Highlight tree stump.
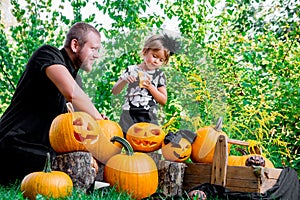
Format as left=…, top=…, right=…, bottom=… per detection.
left=157, top=160, right=187, bottom=197
left=52, top=151, right=98, bottom=192
left=146, top=151, right=162, bottom=166
left=95, top=162, right=105, bottom=181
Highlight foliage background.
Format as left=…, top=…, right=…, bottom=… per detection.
left=0, top=0, right=299, bottom=176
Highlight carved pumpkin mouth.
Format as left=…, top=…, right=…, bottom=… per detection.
left=131, top=138, right=158, bottom=147
left=173, top=151, right=188, bottom=159
left=72, top=117, right=99, bottom=144
left=74, top=132, right=98, bottom=144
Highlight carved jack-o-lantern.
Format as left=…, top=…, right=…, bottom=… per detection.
left=126, top=122, right=165, bottom=152
left=49, top=111, right=100, bottom=153
left=162, top=132, right=192, bottom=162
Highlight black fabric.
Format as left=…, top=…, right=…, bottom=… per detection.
left=0, top=45, right=77, bottom=185
left=129, top=109, right=152, bottom=124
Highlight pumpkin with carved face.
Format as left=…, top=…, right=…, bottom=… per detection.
left=49, top=111, right=100, bottom=153
left=162, top=132, right=192, bottom=162
left=126, top=122, right=165, bottom=152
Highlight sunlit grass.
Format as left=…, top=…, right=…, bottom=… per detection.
left=0, top=180, right=133, bottom=200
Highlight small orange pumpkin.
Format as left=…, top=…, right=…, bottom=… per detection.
left=86, top=119, right=123, bottom=164
left=162, top=131, right=193, bottom=162
left=49, top=111, right=100, bottom=153
left=104, top=136, right=158, bottom=200
left=191, top=118, right=230, bottom=163
left=126, top=122, right=165, bottom=152
left=21, top=153, right=73, bottom=200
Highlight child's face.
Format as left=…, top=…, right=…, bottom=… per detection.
left=143, top=49, right=166, bottom=70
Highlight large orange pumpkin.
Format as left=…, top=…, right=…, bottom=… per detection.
left=49, top=111, right=100, bottom=153
left=126, top=122, right=165, bottom=152
left=104, top=136, right=158, bottom=200
left=86, top=119, right=123, bottom=164
left=21, top=153, right=73, bottom=200
left=191, top=118, right=230, bottom=163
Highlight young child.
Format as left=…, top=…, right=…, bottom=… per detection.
left=112, top=34, right=178, bottom=136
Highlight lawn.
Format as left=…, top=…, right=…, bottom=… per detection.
left=0, top=181, right=134, bottom=200
left=0, top=180, right=220, bottom=200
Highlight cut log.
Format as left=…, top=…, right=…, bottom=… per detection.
left=146, top=151, right=162, bottom=166
left=52, top=151, right=98, bottom=192
left=95, top=162, right=105, bottom=181
left=157, top=160, right=187, bottom=197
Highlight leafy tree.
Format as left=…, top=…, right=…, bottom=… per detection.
left=1, top=0, right=299, bottom=175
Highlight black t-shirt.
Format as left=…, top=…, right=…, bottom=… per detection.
left=0, top=44, right=77, bottom=157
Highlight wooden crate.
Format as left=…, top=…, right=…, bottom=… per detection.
left=182, top=135, right=282, bottom=193
left=158, top=135, right=282, bottom=196
left=183, top=163, right=282, bottom=193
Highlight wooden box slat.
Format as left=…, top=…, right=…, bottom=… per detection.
left=182, top=162, right=282, bottom=193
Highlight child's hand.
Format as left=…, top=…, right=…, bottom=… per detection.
left=122, top=75, right=137, bottom=83
left=141, top=75, right=152, bottom=89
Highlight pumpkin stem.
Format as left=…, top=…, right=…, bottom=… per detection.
left=66, top=102, right=74, bottom=113
left=43, top=152, right=52, bottom=173
left=110, top=136, right=134, bottom=156
left=215, top=117, right=223, bottom=131
left=236, top=147, right=248, bottom=155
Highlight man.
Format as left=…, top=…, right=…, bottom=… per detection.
left=0, top=22, right=105, bottom=184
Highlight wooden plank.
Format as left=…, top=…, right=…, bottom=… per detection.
left=185, top=163, right=211, bottom=175
left=226, top=178, right=261, bottom=189
left=182, top=162, right=282, bottom=193
left=211, top=135, right=228, bottom=187
left=228, top=138, right=249, bottom=146
left=227, top=166, right=258, bottom=180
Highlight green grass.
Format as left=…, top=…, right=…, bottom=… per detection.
left=0, top=180, right=221, bottom=200
left=0, top=181, right=134, bottom=200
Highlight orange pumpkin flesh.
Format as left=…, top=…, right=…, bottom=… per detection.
left=49, top=112, right=100, bottom=153
left=104, top=136, right=158, bottom=200
left=126, top=122, right=165, bottom=152
left=86, top=120, right=123, bottom=164
left=21, top=153, right=73, bottom=200
left=191, top=118, right=230, bottom=163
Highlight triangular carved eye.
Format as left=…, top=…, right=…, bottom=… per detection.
left=134, top=127, right=143, bottom=133
left=73, top=118, right=83, bottom=126
left=87, top=122, right=93, bottom=131
left=151, top=129, right=160, bottom=136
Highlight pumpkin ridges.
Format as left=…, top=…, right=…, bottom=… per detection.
left=86, top=121, right=123, bottom=164
left=104, top=136, right=158, bottom=200
left=97, top=120, right=123, bottom=148
left=126, top=122, right=165, bottom=152
left=49, top=112, right=100, bottom=153
left=191, top=118, right=231, bottom=163
left=228, top=154, right=274, bottom=168
left=20, top=153, right=73, bottom=199
left=50, top=113, right=85, bottom=152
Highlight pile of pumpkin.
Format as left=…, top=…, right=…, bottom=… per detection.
left=20, top=109, right=274, bottom=200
